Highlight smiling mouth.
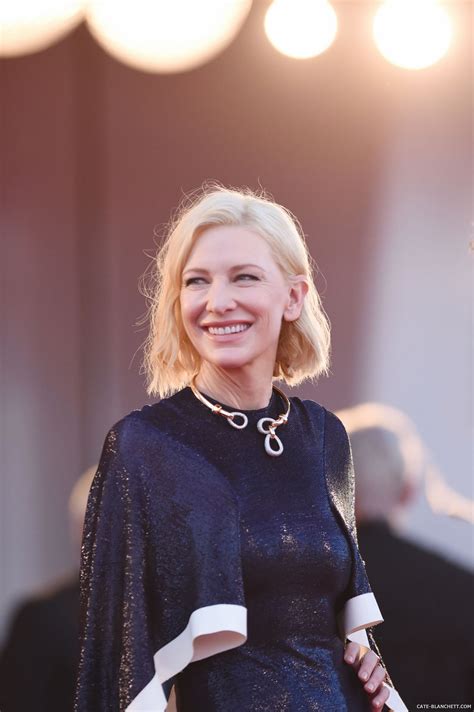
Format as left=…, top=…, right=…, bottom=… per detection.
left=202, top=323, right=252, bottom=337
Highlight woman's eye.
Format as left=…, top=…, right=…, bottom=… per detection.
left=184, top=274, right=258, bottom=287
left=184, top=277, right=204, bottom=286
left=237, top=273, right=259, bottom=281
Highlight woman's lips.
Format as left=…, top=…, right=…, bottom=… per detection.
left=202, top=323, right=252, bottom=340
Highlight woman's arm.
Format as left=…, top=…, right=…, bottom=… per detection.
left=323, top=407, right=408, bottom=712
left=75, top=412, right=249, bottom=711
left=74, top=421, right=172, bottom=711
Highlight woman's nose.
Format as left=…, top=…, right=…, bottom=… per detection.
left=205, top=279, right=236, bottom=313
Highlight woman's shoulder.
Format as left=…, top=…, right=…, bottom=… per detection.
left=291, top=396, right=350, bottom=444
left=110, top=389, right=188, bottom=431
left=289, top=395, right=333, bottom=422
left=289, top=394, right=324, bottom=416
left=105, top=403, right=159, bottom=437
left=321, top=406, right=350, bottom=440
left=100, top=398, right=182, bottom=461
left=99, top=398, right=239, bottom=501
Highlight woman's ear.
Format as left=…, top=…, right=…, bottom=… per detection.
left=283, top=276, right=309, bottom=322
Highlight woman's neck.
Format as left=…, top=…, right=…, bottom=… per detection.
left=194, top=368, right=274, bottom=410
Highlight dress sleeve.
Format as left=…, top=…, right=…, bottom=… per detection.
left=323, top=409, right=408, bottom=712
left=74, top=415, right=247, bottom=712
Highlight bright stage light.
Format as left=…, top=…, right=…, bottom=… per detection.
left=0, top=0, right=84, bottom=57
left=373, top=0, right=453, bottom=70
left=85, top=0, right=252, bottom=74
left=264, top=0, right=338, bottom=60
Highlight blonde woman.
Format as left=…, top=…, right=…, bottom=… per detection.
left=74, top=184, right=407, bottom=712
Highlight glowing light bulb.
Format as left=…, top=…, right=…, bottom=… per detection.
left=264, top=0, right=338, bottom=60
left=86, top=0, right=252, bottom=74
left=373, top=0, right=453, bottom=70
left=0, top=0, right=84, bottom=56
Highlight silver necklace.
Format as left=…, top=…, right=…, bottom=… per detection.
left=189, top=376, right=290, bottom=457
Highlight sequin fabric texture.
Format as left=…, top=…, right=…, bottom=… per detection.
left=74, top=387, right=373, bottom=711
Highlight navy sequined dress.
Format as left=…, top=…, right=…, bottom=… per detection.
left=74, top=386, right=395, bottom=712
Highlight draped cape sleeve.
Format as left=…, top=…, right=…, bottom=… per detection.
left=74, top=413, right=247, bottom=712
left=322, top=408, right=408, bottom=712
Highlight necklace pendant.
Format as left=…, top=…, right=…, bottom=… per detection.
left=264, top=431, right=284, bottom=456
left=257, top=417, right=284, bottom=456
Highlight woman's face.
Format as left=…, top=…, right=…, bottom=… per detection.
left=180, top=225, right=307, bottom=375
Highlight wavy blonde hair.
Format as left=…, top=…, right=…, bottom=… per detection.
left=140, top=181, right=331, bottom=398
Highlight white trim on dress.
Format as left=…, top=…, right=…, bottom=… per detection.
left=126, top=603, right=247, bottom=712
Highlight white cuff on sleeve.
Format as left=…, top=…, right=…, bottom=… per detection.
left=127, top=603, right=247, bottom=711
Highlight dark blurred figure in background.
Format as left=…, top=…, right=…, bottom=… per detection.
left=0, top=465, right=96, bottom=712
left=337, top=403, right=474, bottom=709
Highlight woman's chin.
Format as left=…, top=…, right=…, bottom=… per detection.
left=200, top=351, right=255, bottom=371
left=207, top=358, right=251, bottom=370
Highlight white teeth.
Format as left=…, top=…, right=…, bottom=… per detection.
left=207, top=323, right=251, bottom=335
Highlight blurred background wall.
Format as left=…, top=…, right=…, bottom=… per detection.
left=1, top=1, right=472, bottom=640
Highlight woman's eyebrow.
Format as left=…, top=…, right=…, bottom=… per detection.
left=182, top=263, right=266, bottom=276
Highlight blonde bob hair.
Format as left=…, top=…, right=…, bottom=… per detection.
left=141, top=182, right=331, bottom=399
